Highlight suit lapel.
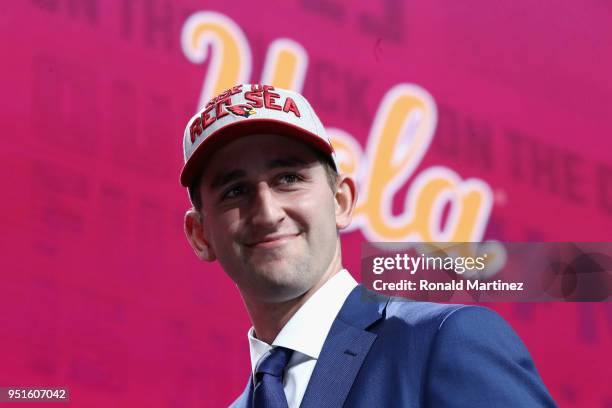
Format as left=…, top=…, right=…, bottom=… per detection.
left=299, top=285, right=388, bottom=408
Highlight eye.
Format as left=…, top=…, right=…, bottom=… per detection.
left=278, top=173, right=301, bottom=184
left=221, top=184, right=248, bottom=200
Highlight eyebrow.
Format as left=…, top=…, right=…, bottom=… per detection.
left=209, top=169, right=246, bottom=190
left=208, top=156, right=310, bottom=190
left=267, top=156, right=309, bottom=169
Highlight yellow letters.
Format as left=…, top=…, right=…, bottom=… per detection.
left=347, top=84, right=493, bottom=242
left=181, top=12, right=252, bottom=109
left=182, top=13, right=495, bottom=246
left=261, top=39, right=308, bottom=92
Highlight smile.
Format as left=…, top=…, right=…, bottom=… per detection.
left=246, top=233, right=300, bottom=249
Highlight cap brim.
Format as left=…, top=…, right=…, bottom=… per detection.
left=180, top=119, right=334, bottom=187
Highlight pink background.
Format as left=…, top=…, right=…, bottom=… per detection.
left=1, top=1, right=611, bottom=406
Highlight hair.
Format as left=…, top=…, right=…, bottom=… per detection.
left=188, top=148, right=339, bottom=212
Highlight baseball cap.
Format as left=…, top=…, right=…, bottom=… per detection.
left=180, top=84, right=338, bottom=188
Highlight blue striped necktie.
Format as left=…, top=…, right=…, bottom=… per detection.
left=252, top=347, right=294, bottom=408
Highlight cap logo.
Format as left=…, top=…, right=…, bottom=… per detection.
left=189, top=84, right=302, bottom=143
left=226, top=103, right=256, bottom=118
left=182, top=84, right=338, bottom=188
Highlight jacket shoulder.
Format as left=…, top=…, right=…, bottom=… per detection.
left=374, top=287, right=471, bottom=330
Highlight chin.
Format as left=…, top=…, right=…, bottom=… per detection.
left=251, top=269, right=313, bottom=301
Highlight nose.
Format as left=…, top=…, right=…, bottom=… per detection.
left=249, top=182, right=285, bottom=228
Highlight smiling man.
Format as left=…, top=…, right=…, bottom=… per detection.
left=181, top=84, right=556, bottom=407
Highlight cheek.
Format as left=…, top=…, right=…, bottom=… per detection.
left=204, top=213, right=240, bottom=247
left=297, top=193, right=337, bottom=233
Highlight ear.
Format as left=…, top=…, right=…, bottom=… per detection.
left=184, top=208, right=216, bottom=261
left=334, top=174, right=358, bottom=230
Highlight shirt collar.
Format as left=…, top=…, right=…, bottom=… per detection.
left=247, top=269, right=358, bottom=375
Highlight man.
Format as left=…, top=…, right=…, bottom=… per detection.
left=181, top=84, right=556, bottom=407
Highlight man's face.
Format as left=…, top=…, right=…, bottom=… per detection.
left=195, top=134, right=341, bottom=303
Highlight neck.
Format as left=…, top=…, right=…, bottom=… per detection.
left=242, top=246, right=343, bottom=345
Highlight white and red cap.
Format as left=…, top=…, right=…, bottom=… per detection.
left=180, top=84, right=338, bottom=187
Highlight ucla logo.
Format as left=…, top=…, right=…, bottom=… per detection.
left=180, top=11, right=500, bottom=260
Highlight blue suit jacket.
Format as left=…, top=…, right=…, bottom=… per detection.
left=231, top=285, right=557, bottom=407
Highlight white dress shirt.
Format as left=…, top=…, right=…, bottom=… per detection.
left=247, top=269, right=358, bottom=408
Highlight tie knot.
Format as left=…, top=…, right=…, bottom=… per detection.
left=256, top=347, right=294, bottom=378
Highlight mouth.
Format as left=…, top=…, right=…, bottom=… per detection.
left=245, top=233, right=300, bottom=249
